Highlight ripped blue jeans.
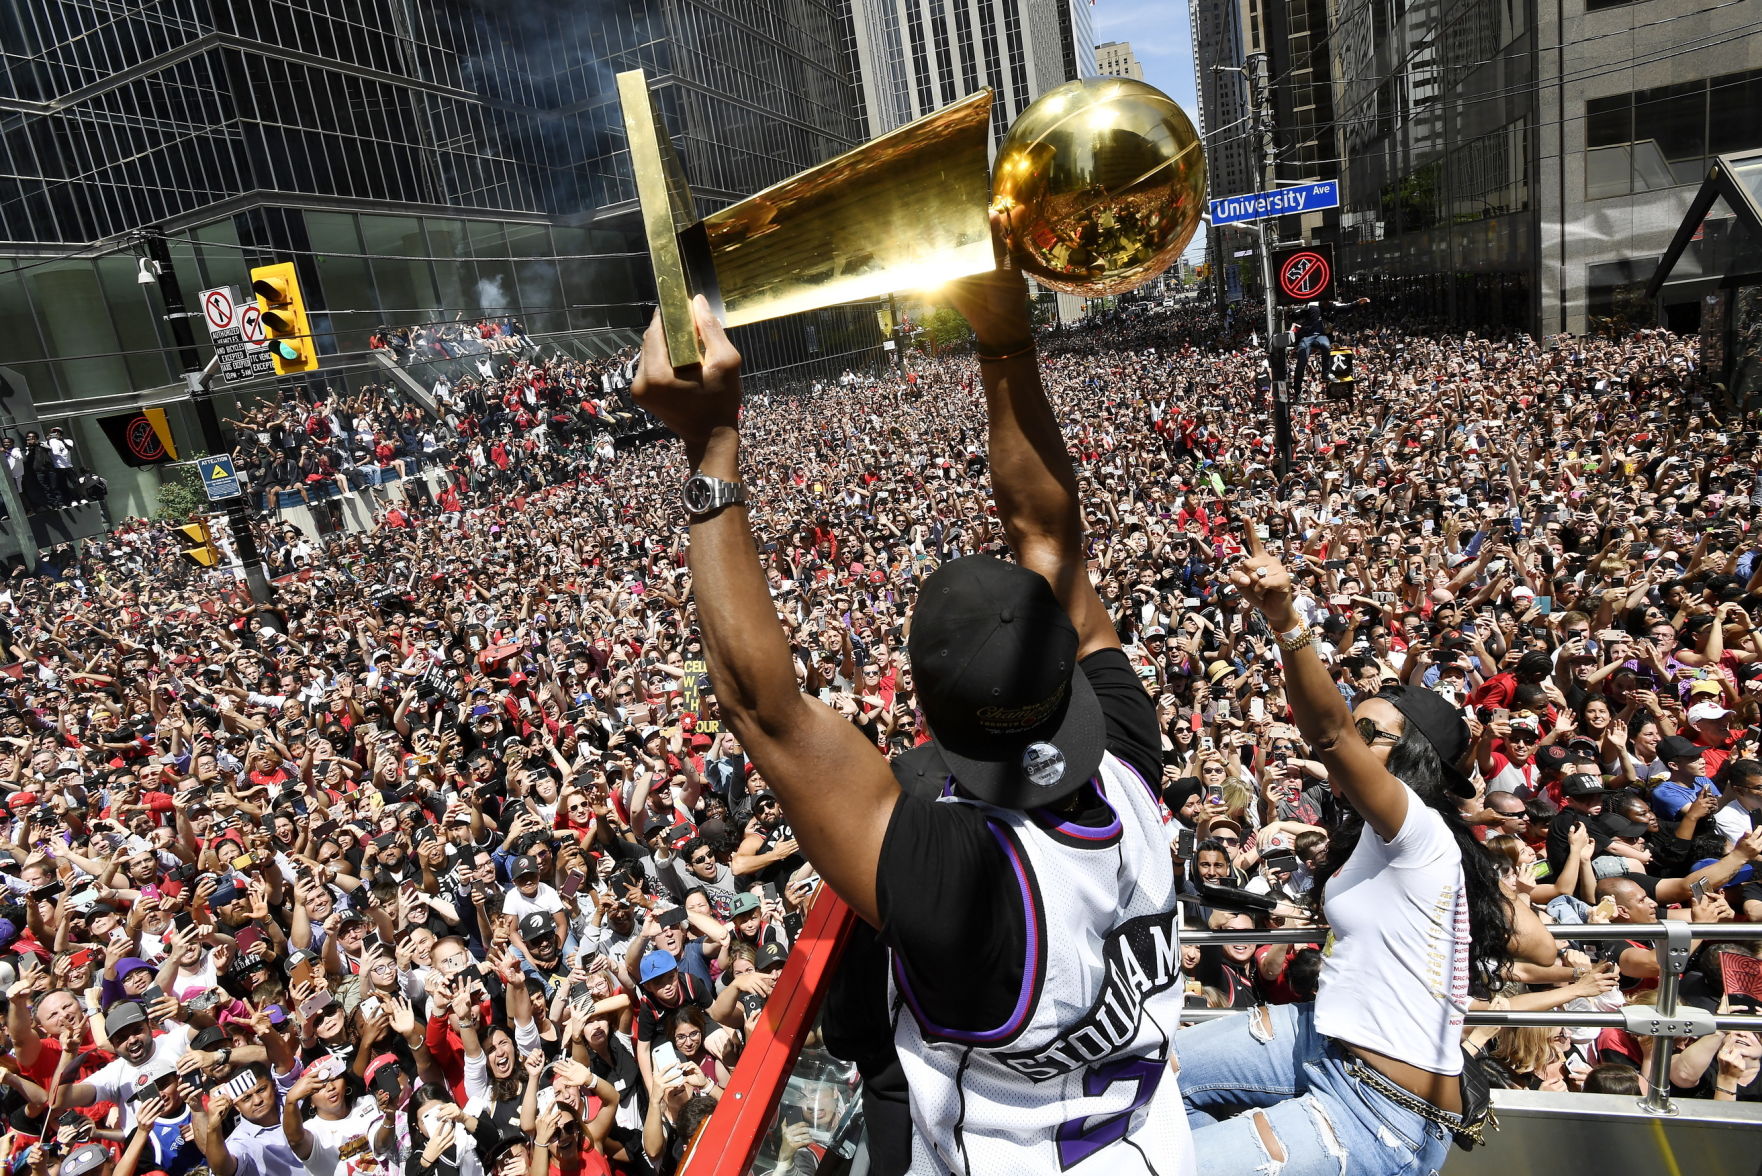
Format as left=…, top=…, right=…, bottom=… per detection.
left=1177, top=1002, right=1452, bottom=1176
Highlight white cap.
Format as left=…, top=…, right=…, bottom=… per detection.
left=1687, top=700, right=1733, bottom=723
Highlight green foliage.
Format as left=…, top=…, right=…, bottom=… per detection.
left=924, top=306, right=974, bottom=349
left=151, top=464, right=204, bottom=523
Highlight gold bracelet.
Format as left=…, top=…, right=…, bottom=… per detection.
left=1275, top=624, right=1316, bottom=653
left=977, top=340, right=1035, bottom=363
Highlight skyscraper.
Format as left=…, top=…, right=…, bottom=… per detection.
left=1327, top=0, right=1761, bottom=333
left=1095, top=41, right=1146, bottom=82
left=844, top=0, right=1098, bottom=149
left=0, top=0, right=874, bottom=515
left=1188, top=0, right=1257, bottom=204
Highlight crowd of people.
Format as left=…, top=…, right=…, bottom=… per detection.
left=370, top=317, right=535, bottom=365
left=0, top=295, right=1754, bottom=1176
left=5, top=430, right=102, bottom=517
left=224, top=341, right=643, bottom=520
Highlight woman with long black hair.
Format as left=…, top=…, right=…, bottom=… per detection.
left=1176, top=527, right=1511, bottom=1175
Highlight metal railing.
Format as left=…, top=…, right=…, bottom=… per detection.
left=1182, top=920, right=1762, bottom=1115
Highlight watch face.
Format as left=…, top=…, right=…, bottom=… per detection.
left=684, top=477, right=713, bottom=514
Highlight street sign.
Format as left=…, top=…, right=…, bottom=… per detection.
left=200, top=285, right=276, bottom=383
left=1272, top=243, right=1336, bottom=305
left=1207, top=180, right=1340, bottom=227
left=200, top=454, right=242, bottom=501
left=239, top=304, right=268, bottom=350
left=202, top=287, right=235, bottom=332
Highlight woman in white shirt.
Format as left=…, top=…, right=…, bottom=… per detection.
left=1175, top=531, right=1511, bottom=1176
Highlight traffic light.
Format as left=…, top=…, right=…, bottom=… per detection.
left=249, top=261, right=315, bottom=375
left=174, top=521, right=218, bottom=568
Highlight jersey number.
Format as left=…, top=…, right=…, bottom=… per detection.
left=1054, top=1056, right=1164, bottom=1169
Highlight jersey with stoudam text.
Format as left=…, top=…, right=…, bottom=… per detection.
left=888, top=752, right=1196, bottom=1176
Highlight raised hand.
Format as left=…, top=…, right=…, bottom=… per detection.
left=631, top=297, right=744, bottom=463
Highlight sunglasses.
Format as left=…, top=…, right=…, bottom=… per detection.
left=1354, top=718, right=1401, bottom=746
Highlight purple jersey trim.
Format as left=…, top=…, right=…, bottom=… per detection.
left=893, top=820, right=1043, bottom=1045
left=1113, top=753, right=1163, bottom=808
left=1033, top=775, right=1121, bottom=840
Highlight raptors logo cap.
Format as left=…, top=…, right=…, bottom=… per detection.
left=908, top=556, right=1104, bottom=808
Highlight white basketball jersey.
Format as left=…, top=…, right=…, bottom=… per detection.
left=888, top=752, right=1197, bottom=1176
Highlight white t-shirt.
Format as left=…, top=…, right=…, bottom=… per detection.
left=501, top=883, right=564, bottom=922
left=86, top=1021, right=194, bottom=1131
left=302, top=1096, right=388, bottom=1176
left=1314, top=782, right=1470, bottom=1076
left=1714, top=800, right=1756, bottom=851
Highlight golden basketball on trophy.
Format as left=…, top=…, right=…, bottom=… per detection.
left=617, top=70, right=1206, bottom=365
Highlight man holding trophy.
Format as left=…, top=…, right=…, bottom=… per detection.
left=630, top=75, right=1205, bottom=1174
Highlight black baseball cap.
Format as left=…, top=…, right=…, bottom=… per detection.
left=1535, top=745, right=1571, bottom=775
left=1561, top=773, right=1607, bottom=798
left=907, top=556, right=1104, bottom=808
left=1377, top=686, right=1475, bottom=797
left=1658, top=735, right=1703, bottom=762
left=890, top=742, right=949, bottom=800
left=1600, top=812, right=1649, bottom=838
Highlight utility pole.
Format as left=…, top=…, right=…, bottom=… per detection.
left=140, top=227, right=283, bottom=629
left=1244, top=51, right=1293, bottom=478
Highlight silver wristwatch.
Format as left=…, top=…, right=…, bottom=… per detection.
left=682, top=473, right=746, bottom=518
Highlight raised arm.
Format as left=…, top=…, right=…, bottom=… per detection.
left=632, top=299, right=898, bottom=928
left=948, top=272, right=1116, bottom=657
left=1231, top=522, right=1410, bottom=841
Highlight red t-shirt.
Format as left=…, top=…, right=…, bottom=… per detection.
left=16, top=1035, right=115, bottom=1125
left=1252, top=943, right=1321, bottom=1004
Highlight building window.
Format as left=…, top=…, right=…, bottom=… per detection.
left=1584, top=69, right=1762, bottom=199
left=928, top=0, right=957, bottom=104
left=904, top=0, right=935, bottom=114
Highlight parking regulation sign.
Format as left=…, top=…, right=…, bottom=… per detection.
left=1272, top=243, right=1335, bottom=306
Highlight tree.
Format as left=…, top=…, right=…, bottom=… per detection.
left=151, top=464, right=203, bottom=523
left=924, top=307, right=973, bottom=350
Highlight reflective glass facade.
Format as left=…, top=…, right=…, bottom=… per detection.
left=1329, top=0, right=1536, bottom=330
left=0, top=0, right=881, bottom=400
left=846, top=0, right=1092, bottom=148
left=0, top=0, right=882, bottom=515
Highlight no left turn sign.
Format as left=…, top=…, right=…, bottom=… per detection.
left=239, top=304, right=268, bottom=350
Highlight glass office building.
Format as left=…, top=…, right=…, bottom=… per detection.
left=1326, top=0, right=1536, bottom=331
left=0, top=0, right=876, bottom=516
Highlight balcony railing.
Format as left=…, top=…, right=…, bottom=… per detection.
left=679, top=892, right=1762, bottom=1176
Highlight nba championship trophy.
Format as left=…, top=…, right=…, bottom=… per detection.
left=617, top=70, right=1207, bottom=366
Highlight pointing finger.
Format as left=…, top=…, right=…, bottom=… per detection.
left=1241, top=511, right=1266, bottom=562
